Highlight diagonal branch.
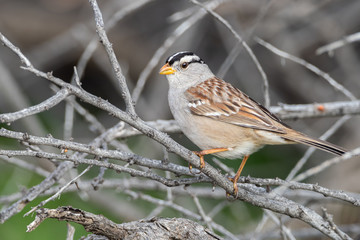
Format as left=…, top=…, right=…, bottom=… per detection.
left=255, top=37, right=357, bottom=101
left=88, top=0, right=135, bottom=115
left=0, top=12, right=354, bottom=239
left=188, top=0, right=271, bottom=108
left=0, top=88, right=70, bottom=123
left=316, top=32, right=360, bottom=55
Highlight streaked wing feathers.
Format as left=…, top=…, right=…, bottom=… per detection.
left=185, top=77, right=286, bottom=134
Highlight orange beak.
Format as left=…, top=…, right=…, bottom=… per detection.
left=159, top=63, right=176, bottom=75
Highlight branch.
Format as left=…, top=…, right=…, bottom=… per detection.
left=0, top=160, right=73, bottom=223
left=132, top=0, right=226, bottom=103
left=316, top=32, right=360, bottom=55
left=0, top=128, right=200, bottom=178
left=0, top=155, right=49, bottom=177
left=2, top=176, right=359, bottom=208
left=25, top=166, right=92, bottom=216
left=188, top=0, right=271, bottom=108
left=238, top=177, right=360, bottom=206
left=76, top=0, right=153, bottom=81
left=114, top=100, right=360, bottom=138
left=244, top=224, right=360, bottom=240
left=124, top=189, right=237, bottom=239
left=255, top=37, right=357, bottom=101
left=293, top=147, right=360, bottom=182
left=0, top=7, right=356, bottom=238
left=0, top=120, right=143, bottom=223
left=27, top=206, right=220, bottom=240
left=271, top=101, right=360, bottom=119
left=0, top=88, right=70, bottom=123
left=88, top=0, right=135, bottom=115
left=0, top=148, right=208, bottom=187
left=0, top=32, right=32, bottom=67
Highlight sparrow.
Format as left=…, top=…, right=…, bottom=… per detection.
left=159, top=51, right=346, bottom=195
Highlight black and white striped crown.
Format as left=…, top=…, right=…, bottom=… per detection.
left=165, top=51, right=204, bottom=66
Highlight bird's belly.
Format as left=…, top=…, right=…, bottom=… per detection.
left=212, top=143, right=263, bottom=159
left=174, top=114, right=264, bottom=159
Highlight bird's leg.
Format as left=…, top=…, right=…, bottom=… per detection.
left=229, top=155, right=249, bottom=196
left=192, top=148, right=229, bottom=169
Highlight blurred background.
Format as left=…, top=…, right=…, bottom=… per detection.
left=0, top=0, right=360, bottom=239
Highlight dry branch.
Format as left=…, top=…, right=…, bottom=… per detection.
left=0, top=10, right=355, bottom=240
left=27, top=206, right=220, bottom=240
left=0, top=1, right=360, bottom=239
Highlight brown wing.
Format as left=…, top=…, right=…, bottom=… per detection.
left=185, top=77, right=287, bottom=134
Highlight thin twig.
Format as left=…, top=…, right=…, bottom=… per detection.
left=264, top=210, right=296, bottom=240
left=316, top=32, right=360, bottom=55
left=88, top=0, right=136, bottom=115
left=255, top=37, right=357, bottom=101
left=188, top=0, right=271, bottom=108
left=132, top=0, right=226, bottom=103
left=293, top=147, right=360, bottom=183
left=0, top=88, right=70, bottom=123
left=285, top=115, right=351, bottom=181
left=322, top=207, right=351, bottom=240
left=193, top=195, right=213, bottom=231
left=0, top=32, right=32, bottom=67
left=0, top=148, right=208, bottom=184
left=1, top=8, right=357, bottom=238
left=25, top=166, right=93, bottom=216
left=239, top=177, right=360, bottom=206
left=0, top=156, right=50, bottom=177
left=66, top=223, right=75, bottom=240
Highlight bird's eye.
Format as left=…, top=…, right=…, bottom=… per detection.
left=181, top=62, right=189, bottom=69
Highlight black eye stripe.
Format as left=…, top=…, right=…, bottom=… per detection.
left=180, top=59, right=204, bottom=68
left=180, top=59, right=204, bottom=69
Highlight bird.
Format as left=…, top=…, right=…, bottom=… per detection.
left=159, top=51, right=346, bottom=195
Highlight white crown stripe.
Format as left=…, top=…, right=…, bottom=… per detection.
left=166, top=51, right=196, bottom=65
left=181, top=55, right=200, bottom=64
left=167, top=51, right=191, bottom=63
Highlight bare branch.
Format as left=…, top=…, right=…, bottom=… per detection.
left=293, top=147, right=360, bottom=182
left=0, top=32, right=32, bottom=67
left=271, top=101, right=360, bottom=120
left=88, top=0, right=135, bottom=115
left=238, top=177, right=360, bottom=206
left=322, top=207, right=351, bottom=240
left=1, top=2, right=359, bottom=238
left=250, top=224, right=360, bottom=240
left=255, top=37, right=357, bottom=101
left=0, top=161, right=73, bottom=223
left=0, top=88, right=70, bottom=123
left=0, top=30, right=353, bottom=238
left=285, top=115, right=351, bottom=181
left=25, top=166, right=92, bottom=216
left=0, top=128, right=200, bottom=177
left=132, top=0, right=226, bottom=103
left=66, top=223, right=75, bottom=240
left=114, top=100, right=360, bottom=138
left=27, top=206, right=220, bottom=240
left=0, top=149, right=208, bottom=186
left=188, top=0, right=271, bottom=108
left=0, top=156, right=50, bottom=177
left=316, top=32, right=360, bottom=55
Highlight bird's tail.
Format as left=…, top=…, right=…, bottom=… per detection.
left=284, top=132, right=346, bottom=156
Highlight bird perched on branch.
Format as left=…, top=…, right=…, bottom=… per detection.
left=159, top=51, right=346, bottom=195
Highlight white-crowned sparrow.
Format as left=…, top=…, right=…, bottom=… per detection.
left=159, top=51, right=346, bottom=194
